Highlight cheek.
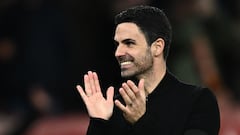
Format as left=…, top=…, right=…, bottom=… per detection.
left=135, top=51, right=153, bottom=65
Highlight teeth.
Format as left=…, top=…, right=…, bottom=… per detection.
left=121, top=61, right=132, bottom=66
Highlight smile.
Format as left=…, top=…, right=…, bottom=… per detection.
left=120, top=61, right=132, bottom=66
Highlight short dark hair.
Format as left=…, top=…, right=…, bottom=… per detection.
left=114, top=5, right=172, bottom=60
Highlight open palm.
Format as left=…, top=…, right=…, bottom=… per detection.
left=76, top=71, right=114, bottom=120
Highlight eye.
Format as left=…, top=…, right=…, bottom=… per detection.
left=123, top=39, right=136, bottom=47
left=125, top=41, right=134, bottom=46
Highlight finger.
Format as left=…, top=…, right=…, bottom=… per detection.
left=119, top=87, right=132, bottom=106
left=114, top=99, right=128, bottom=113
left=76, top=85, right=88, bottom=102
left=127, top=79, right=145, bottom=98
left=126, top=80, right=139, bottom=93
left=106, top=86, right=114, bottom=102
left=88, top=71, right=97, bottom=94
left=138, top=79, right=145, bottom=90
left=84, top=74, right=92, bottom=96
left=93, top=72, right=101, bottom=93
left=138, top=79, right=145, bottom=97
left=122, top=82, right=136, bottom=101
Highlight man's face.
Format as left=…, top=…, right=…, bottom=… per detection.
left=114, top=22, right=153, bottom=78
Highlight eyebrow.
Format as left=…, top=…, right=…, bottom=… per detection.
left=122, top=38, right=135, bottom=43
left=115, top=38, right=135, bottom=43
left=114, top=38, right=136, bottom=46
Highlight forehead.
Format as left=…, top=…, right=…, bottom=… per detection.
left=114, top=22, right=145, bottom=41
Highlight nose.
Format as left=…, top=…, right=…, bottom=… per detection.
left=115, top=44, right=126, bottom=57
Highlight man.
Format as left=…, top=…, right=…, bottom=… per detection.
left=76, top=5, right=220, bottom=135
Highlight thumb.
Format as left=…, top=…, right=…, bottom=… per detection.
left=106, top=86, right=114, bottom=102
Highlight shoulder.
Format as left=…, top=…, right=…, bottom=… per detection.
left=167, top=71, right=217, bottom=102
left=175, top=79, right=219, bottom=112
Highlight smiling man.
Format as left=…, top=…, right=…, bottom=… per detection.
left=76, top=5, right=220, bottom=135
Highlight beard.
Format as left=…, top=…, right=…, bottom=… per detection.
left=119, top=48, right=153, bottom=79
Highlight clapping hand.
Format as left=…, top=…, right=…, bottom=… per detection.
left=76, top=71, right=114, bottom=120
left=114, top=79, right=146, bottom=124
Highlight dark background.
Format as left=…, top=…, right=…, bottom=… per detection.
left=0, top=0, right=240, bottom=134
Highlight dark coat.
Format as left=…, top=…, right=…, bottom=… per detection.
left=87, top=70, right=220, bottom=135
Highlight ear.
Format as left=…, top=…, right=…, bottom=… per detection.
left=151, top=38, right=165, bottom=56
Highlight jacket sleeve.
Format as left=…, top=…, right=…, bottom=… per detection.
left=87, top=118, right=110, bottom=135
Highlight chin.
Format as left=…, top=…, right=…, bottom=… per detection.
left=121, top=71, right=135, bottom=79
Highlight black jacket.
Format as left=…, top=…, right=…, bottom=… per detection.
left=87, top=71, right=220, bottom=135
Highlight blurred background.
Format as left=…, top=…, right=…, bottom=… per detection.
left=0, top=0, right=239, bottom=135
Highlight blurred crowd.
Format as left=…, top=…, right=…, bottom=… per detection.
left=0, top=0, right=239, bottom=135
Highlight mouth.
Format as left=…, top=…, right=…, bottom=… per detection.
left=120, top=61, right=133, bottom=69
left=120, top=61, right=131, bottom=66
left=117, top=54, right=134, bottom=69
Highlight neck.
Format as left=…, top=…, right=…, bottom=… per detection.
left=137, top=60, right=167, bottom=95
